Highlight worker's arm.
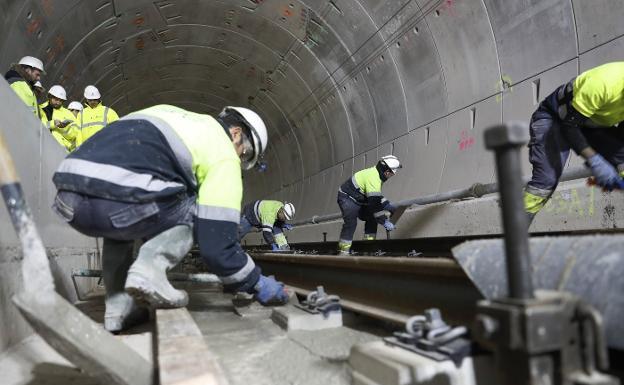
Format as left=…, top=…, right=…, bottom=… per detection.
left=107, top=108, right=119, bottom=124
left=195, top=159, right=260, bottom=292
left=558, top=104, right=593, bottom=158
left=363, top=175, right=389, bottom=224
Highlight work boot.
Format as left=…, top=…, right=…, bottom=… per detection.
left=102, top=239, right=148, bottom=332
left=125, top=225, right=193, bottom=308
left=337, top=240, right=352, bottom=256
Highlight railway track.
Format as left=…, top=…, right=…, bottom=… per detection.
left=249, top=251, right=481, bottom=326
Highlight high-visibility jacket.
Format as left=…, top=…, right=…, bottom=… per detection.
left=339, top=165, right=392, bottom=220
left=5, top=69, right=39, bottom=117
left=53, top=105, right=259, bottom=292
left=41, top=103, right=80, bottom=151
left=76, top=103, right=119, bottom=146
left=571, top=62, right=624, bottom=127
left=242, top=200, right=287, bottom=245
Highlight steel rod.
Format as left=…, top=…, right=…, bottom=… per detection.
left=290, top=165, right=591, bottom=227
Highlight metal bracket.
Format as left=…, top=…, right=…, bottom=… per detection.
left=294, top=286, right=341, bottom=319
left=384, top=308, right=472, bottom=367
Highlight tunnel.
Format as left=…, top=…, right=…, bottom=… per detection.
left=1, top=0, right=624, bottom=384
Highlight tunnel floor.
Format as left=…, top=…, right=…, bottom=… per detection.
left=1, top=281, right=381, bottom=385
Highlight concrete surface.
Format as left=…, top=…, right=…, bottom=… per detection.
left=271, top=304, right=343, bottom=331
left=187, top=284, right=379, bottom=385
left=0, top=79, right=98, bottom=357
left=1, top=292, right=153, bottom=385
left=350, top=340, right=497, bottom=385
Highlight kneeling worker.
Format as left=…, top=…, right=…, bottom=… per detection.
left=52, top=104, right=289, bottom=332
left=337, top=155, right=402, bottom=255
left=240, top=200, right=295, bottom=250
left=524, top=62, right=624, bottom=224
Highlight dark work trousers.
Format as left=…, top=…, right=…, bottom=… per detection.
left=337, top=192, right=378, bottom=241
left=527, top=94, right=624, bottom=197
left=52, top=190, right=195, bottom=241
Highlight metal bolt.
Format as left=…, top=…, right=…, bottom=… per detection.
left=484, top=122, right=534, bottom=300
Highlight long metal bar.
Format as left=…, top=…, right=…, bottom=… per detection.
left=485, top=123, right=534, bottom=299
left=250, top=252, right=479, bottom=325
left=290, top=165, right=591, bottom=227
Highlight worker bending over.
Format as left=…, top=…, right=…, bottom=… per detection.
left=337, top=155, right=401, bottom=255
left=52, top=105, right=289, bottom=332
left=524, top=62, right=624, bottom=224
left=240, top=200, right=295, bottom=250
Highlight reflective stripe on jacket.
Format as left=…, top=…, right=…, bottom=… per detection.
left=77, top=103, right=119, bottom=145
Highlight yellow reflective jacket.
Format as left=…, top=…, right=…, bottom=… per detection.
left=41, top=103, right=80, bottom=151
left=7, top=76, right=39, bottom=117
left=76, top=103, right=119, bottom=146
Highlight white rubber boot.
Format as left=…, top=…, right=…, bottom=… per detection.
left=125, top=225, right=193, bottom=308
left=102, top=239, right=148, bottom=332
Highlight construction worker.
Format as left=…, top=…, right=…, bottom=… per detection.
left=524, top=62, right=624, bottom=224
left=52, top=104, right=289, bottom=332
left=41, top=85, right=80, bottom=151
left=336, top=155, right=402, bottom=255
left=68, top=101, right=83, bottom=118
left=240, top=200, right=295, bottom=250
left=4, top=56, right=45, bottom=117
left=76, top=85, right=118, bottom=146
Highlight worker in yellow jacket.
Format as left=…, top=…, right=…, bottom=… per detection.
left=524, top=62, right=624, bottom=225
left=52, top=104, right=288, bottom=332
left=41, top=85, right=80, bottom=151
left=4, top=56, right=45, bottom=118
left=76, top=85, right=119, bottom=146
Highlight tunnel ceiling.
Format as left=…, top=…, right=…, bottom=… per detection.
left=1, top=0, right=623, bottom=218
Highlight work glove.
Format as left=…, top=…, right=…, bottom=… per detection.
left=383, top=219, right=395, bottom=231
left=271, top=243, right=280, bottom=251
left=254, top=275, right=289, bottom=305
left=586, top=154, right=623, bottom=191
left=282, top=223, right=293, bottom=231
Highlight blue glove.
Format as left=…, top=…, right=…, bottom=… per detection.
left=586, top=154, right=622, bottom=190
left=271, top=243, right=280, bottom=251
left=254, top=275, right=289, bottom=305
left=383, top=219, right=395, bottom=231
left=282, top=223, right=293, bottom=231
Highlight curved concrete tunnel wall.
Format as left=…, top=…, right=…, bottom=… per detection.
left=0, top=0, right=623, bottom=358
left=2, top=1, right=624, bottom=242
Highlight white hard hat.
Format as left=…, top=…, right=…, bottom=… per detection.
left=68, top=101, right=83, bottom=111
left=220, top=106, right=268, bottom=170
left=84, top=85, right=101, bottom=99
left=33, top=81, right=43, bottom=89
left=379, top=155, right=402, bottom=174
left=283, top=202, right=295, bottom=220
left=18, top=56, right=45, bottom=73
left=48, top=85, right=67, bottom=100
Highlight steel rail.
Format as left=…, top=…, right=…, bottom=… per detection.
left=251, top=252, right=481, bottom=326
